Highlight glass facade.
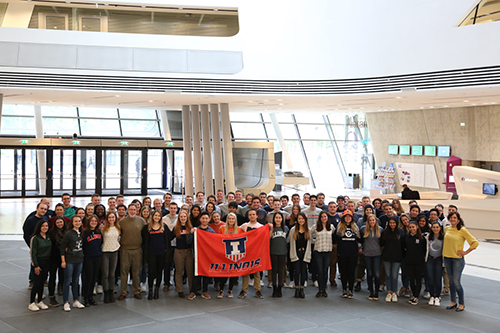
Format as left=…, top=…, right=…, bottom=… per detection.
left=28, top=5, right=239, bottom=37
left=460, top=0, right=500, bottom=26
left=229, top=112, right=373, bottom=192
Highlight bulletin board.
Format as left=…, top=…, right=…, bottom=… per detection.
left=396, top=163, right=439, bottom=189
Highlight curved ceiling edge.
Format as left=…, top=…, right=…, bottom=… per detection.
left=1, top=65, right=500, bottom=95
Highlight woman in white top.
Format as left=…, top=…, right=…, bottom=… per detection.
left=101, top=211, right=121, bottom=303
left=311, top=211, right=334, bottom=298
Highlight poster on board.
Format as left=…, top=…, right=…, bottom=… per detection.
left=396, top=163, right=439, bottom=189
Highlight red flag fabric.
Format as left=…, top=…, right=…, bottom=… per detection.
left=194, top=225, right=272, bottom=277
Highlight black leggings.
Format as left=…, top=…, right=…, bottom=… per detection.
left=48, top=254, right=63, bottom=296
left=31, top=259, right=50, bottom=303
left=293, top=256, right=308, bottom=287
left=407, top=263, right=424, bottom=298
left=338, top=255, right=358, bottom=291
left=83, top=256, right=102, bottom=299
left=271, top=254, right=286, bottom=287
left=147, top=253, right=166, bottom=289
left=218, top=277, right=238, bottom=292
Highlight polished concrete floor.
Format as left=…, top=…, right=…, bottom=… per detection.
left=2, top=196, right=500, bottom=332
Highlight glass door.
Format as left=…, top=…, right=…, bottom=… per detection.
left=173, top=150, right=184, bottom=194
left=52, top=149, right=75, bottom=196
left=147, top=149, right=164, bottom=191
left=25, top=149, right=45, bottom=196
left=0, top=149, right=22, bottom=197
left=76, top=149, right=97, bottom=196
left=102, top=150, right=121, bottom=195
left=123, top=149, right=142, bottom=195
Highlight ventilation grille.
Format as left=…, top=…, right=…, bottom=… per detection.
left=1, top=66, right=500, bottom=95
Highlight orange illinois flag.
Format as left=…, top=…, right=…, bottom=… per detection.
left=194, top=226, right=272, bottom=277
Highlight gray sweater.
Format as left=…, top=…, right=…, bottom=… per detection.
left=360, top=226, right=384, bottom=257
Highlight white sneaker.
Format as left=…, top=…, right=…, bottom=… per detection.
left=428, top=296, right=435, bottom=306
left=304, top=281, right=307, bottom=288
left=73, top=300, right=85, bottom=309
left=313, top=281, right=319, bottom=288
left=96, top=285, right=103, bottom=294
left=289, top=281, right=295, bottom=289
left=385, top=293, right=392, bottom=303
left=282, top=283, right=288, bottom=288
left=249, top=279, right=254, bottom=287
left=391, top=292, right=398, bottom=302
left=63, top=302, right=71, bottom=312
left=28, top=302, right=40, bottom=312
left=423, top=291, right=430, bottom=299
left=260, top=280, right=264, bottom=287
left=267, top=283, right=273, bottom=288
left=140, top=283, right=147, bottom=293
left=434, top=297, right=441, bottom=307
left=36, top=301, right=48, bottom=310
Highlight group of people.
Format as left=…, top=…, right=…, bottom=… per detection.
left=24, top=190, right=478, bottom=313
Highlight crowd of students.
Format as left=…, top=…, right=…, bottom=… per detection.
left=24, top=190, right=479, bottom=312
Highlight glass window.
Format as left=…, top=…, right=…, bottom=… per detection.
left=0, top=3, right=8, bottom=26
left=119, top=109, right=157, bottom=119
left=280, top=124, right=298, bottom=139
left=231, top=123, right=267, bottom=139
left=275, top=113, right=293, bottom=123
left=42, top=106, right=78, bottom=117
left=78, top=108, right=118, bottom=118
left=42, top=118, right=80, bottom=136
left=230, top=112, right=262, bottom=122
left=261, top=113, right=272, bottom=122
left=2, top=105, right=34, bottom=116
left=293, top=113, right=325, bottom=124
left=121, top=120, right=161, bottom=137
left=264, top=124, right=277, bottom=139
left=80, top=119, right=120, bottom=136
left=459, top=0, right=500, bottom=26
left=283, top=140, right=308, bottom=173
left=296, top=124, right=330, bottom=140
left=1, top=116, right=36, bottom=135
left=303, top=141, right=343, bottom=187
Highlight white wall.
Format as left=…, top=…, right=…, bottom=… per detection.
left=1, top=0, right=500, bottom=80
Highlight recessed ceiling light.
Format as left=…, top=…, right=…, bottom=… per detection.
left=444, top=105, right=449, bottom=107
left=248, top=101, right=253, bottom=102
left=277, top=99, right=282, bottom=101
left=148, top=100, right=154, bottom=102
left=396, top=97, right=402, bottom=99
left=420, top=107, right=424, bottom=109
left=115, top=95, right=121, bottom=97
left=471, top=103, right=477, bottom=105
left=429, top=106, right=434, bottom=108
left=491, top=102, right=497, bottom=104
left=482, top=102, right=489, bottom=105
left=463, top=100, right=469, bottom=102
left=263, top=100, right=269, bottom=102
left=279, top=103, right=284, bottom=105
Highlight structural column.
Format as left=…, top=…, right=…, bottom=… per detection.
left=219, top=103, right=235, bottom=193
left=191, top=105, right=203, bottom=194
left=210, top=104, right=224, bottom=193
left=182, top=105, right=193, bottom=196
left=200, top=104, right=214, bottom=195
left=33, top=106, right=47, bottom=195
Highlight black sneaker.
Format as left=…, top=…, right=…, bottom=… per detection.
left=347, top=290, right=354, bottom=299
left=255, top=290, right=263, bottom=299
left=238, top=290, right=247, bottom=299
left=373, top=293, right=379, bottom=301
left=49, top=296, right=60, bottom=307
left=354, top=281, right=361, bottom=292
left=342, top=290, right=348, bottom=298
left=323, top=291, right=328, bottom=298
left=368, top=293, right=374, bottom=300
left=316, top=291, right=323, bottom=298
left=178, top=292, right=185, bottom=298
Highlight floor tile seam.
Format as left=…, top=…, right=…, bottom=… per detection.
left=163, top=312, right=266, bottom=332
left=3, top=261, right=29, bottom=271
left=105, top=320, right=158, bottom=332
left=397, top=308, right=488, bottom=333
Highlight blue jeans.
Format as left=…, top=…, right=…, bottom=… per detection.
left=426, top=257, right=444, bottom=298
left=313, top=251, right=332, bottom=292
left=364, top=255, right=381, bottom=293
left=444, top=257, right=466, bottom=305
left=384, top=261, right=400, bottom=293
left=63, top=262, right=83, bottom=303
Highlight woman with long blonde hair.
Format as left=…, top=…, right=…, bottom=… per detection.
left=360, top=214, right=384, bottom=301
left=173, top=210, right=194, bottom=298
left=101, top=211, right=120, bottom=303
